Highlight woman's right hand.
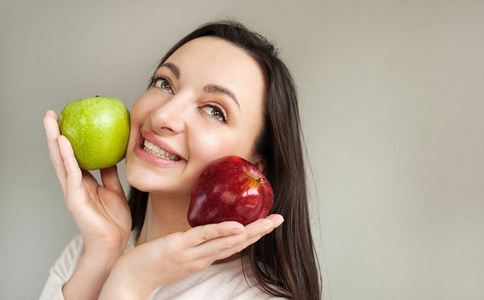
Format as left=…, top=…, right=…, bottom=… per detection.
left=43, top=110, right=132, bottom=260
left=99, top=215, right=284, bottom=300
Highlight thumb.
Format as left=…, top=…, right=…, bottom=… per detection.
left=100, top=165, right=125, bottom=197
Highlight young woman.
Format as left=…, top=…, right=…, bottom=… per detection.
left=40, top=20, right=321, bottom=300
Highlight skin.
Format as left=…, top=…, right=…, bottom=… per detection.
left=43, top=36, right=283, bottom=300
left=126, top=36, right=271, bottom=242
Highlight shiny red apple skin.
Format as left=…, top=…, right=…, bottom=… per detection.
left=187, top=156, right=274, bottom=227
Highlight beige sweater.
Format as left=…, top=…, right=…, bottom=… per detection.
left=39, top=230, right=286, bottom=299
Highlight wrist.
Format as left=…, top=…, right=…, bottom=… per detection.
left=79, top=251, right=120, bottom=274
left=82, top=244, right=125, bottom=268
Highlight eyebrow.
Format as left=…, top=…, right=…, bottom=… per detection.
left=160, top=62, right=240, bottom=109
left=161, top=62, right=180, bottom=79
left=203, top=84, right=240, bottom=109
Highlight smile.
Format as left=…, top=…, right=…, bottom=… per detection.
left=142, top=139, right=181, bottom=161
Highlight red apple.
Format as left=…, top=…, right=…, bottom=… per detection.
left=187, top=156, right=274, bottom=227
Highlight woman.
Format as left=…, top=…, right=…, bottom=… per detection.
left=40, top=20, right=321, bottom=299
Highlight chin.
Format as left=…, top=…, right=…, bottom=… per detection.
left=125, top=166, right=157, bottom=192
left=125, top=166, right=191, bottom=196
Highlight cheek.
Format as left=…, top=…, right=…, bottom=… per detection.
left=188, top=132, right=232, bottom=171
left=131, top=96, right=153, bottom=125
left=127, top=97, right=152, bottom=148
left=188, top=130, right=255, bottom=174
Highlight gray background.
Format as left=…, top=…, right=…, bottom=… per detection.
left=1, top=0, right=483, bottom=299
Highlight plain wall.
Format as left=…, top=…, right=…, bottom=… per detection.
left=1, top=0, right=483, bottom=299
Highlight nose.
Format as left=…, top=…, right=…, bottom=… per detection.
left=149, top=91, right=192, bottom=136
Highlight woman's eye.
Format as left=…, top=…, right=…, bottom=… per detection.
left=202, top=105, right=228, bottom=123
left=152, top=77, right=173, bottom=93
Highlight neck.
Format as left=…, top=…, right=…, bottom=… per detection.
left=136, top=192, right=191, bottom=245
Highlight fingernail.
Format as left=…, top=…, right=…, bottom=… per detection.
left=274, top=216, right=284, bottom=226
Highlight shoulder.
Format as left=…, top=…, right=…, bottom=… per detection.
left=39, top=234, right=84, bottom=299
left=40, top=231, right=139, bottom=299
left=49, top=234, right=85, bottom=278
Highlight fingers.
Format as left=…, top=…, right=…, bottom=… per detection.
left=57, top=135, right=83, bottom=193
left=213, top=215, right=284, bottom=260
left=183, top=221, right=245, bottom=247
left=43, top=110, right=67, bottom=192
left=100, top=166, right=125, bottom=197
left=189, top=214, right=284, bottom=260
left=221, top=215, right=283, bottom=255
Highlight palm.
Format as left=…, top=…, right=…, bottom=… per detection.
left=72, top=171, right=132, bottom=254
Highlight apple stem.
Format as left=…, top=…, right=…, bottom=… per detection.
left=247, top=172, right=263, bottom=184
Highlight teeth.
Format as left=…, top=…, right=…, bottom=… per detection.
left=143, top=139, right=180, bottom=161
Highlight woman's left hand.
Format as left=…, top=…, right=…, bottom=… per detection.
left=98, top=214, right=284, bottom=299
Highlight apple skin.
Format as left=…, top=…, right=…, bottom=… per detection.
left=59, top=96, right=130, bottom=170
left=187, top=156, right=274, bottom=227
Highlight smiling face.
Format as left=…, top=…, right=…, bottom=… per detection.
left=125, top=36, right=266, bottom=198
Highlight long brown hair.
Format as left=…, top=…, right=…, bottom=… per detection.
left=128, top=20, right=322, bottom=299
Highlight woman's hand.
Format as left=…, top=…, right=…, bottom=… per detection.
left=98, top=215, right=284, bottom=300
left=44, top=110, right=133, bottom=299
left=43, top=110, right=132, bottom=259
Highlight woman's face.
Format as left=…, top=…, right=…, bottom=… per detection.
left=125, top=36, right=266, bottom=197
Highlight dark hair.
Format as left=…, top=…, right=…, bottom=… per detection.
left=128, top=20, right=322, bottom=299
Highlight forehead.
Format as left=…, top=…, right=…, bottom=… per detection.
left=164, top=36, right=266, bottom=112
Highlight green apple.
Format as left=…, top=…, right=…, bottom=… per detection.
left=59, top=96, right=130, bottom=170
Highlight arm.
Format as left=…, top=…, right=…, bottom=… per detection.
left=42, top=111, right=132, bottom=299
left=61, top=250, right=121, bottom=300
left=98, top=215, right=284, bottom=299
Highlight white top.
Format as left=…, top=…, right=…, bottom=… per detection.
left=39, top=230, right=286, bottom=299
